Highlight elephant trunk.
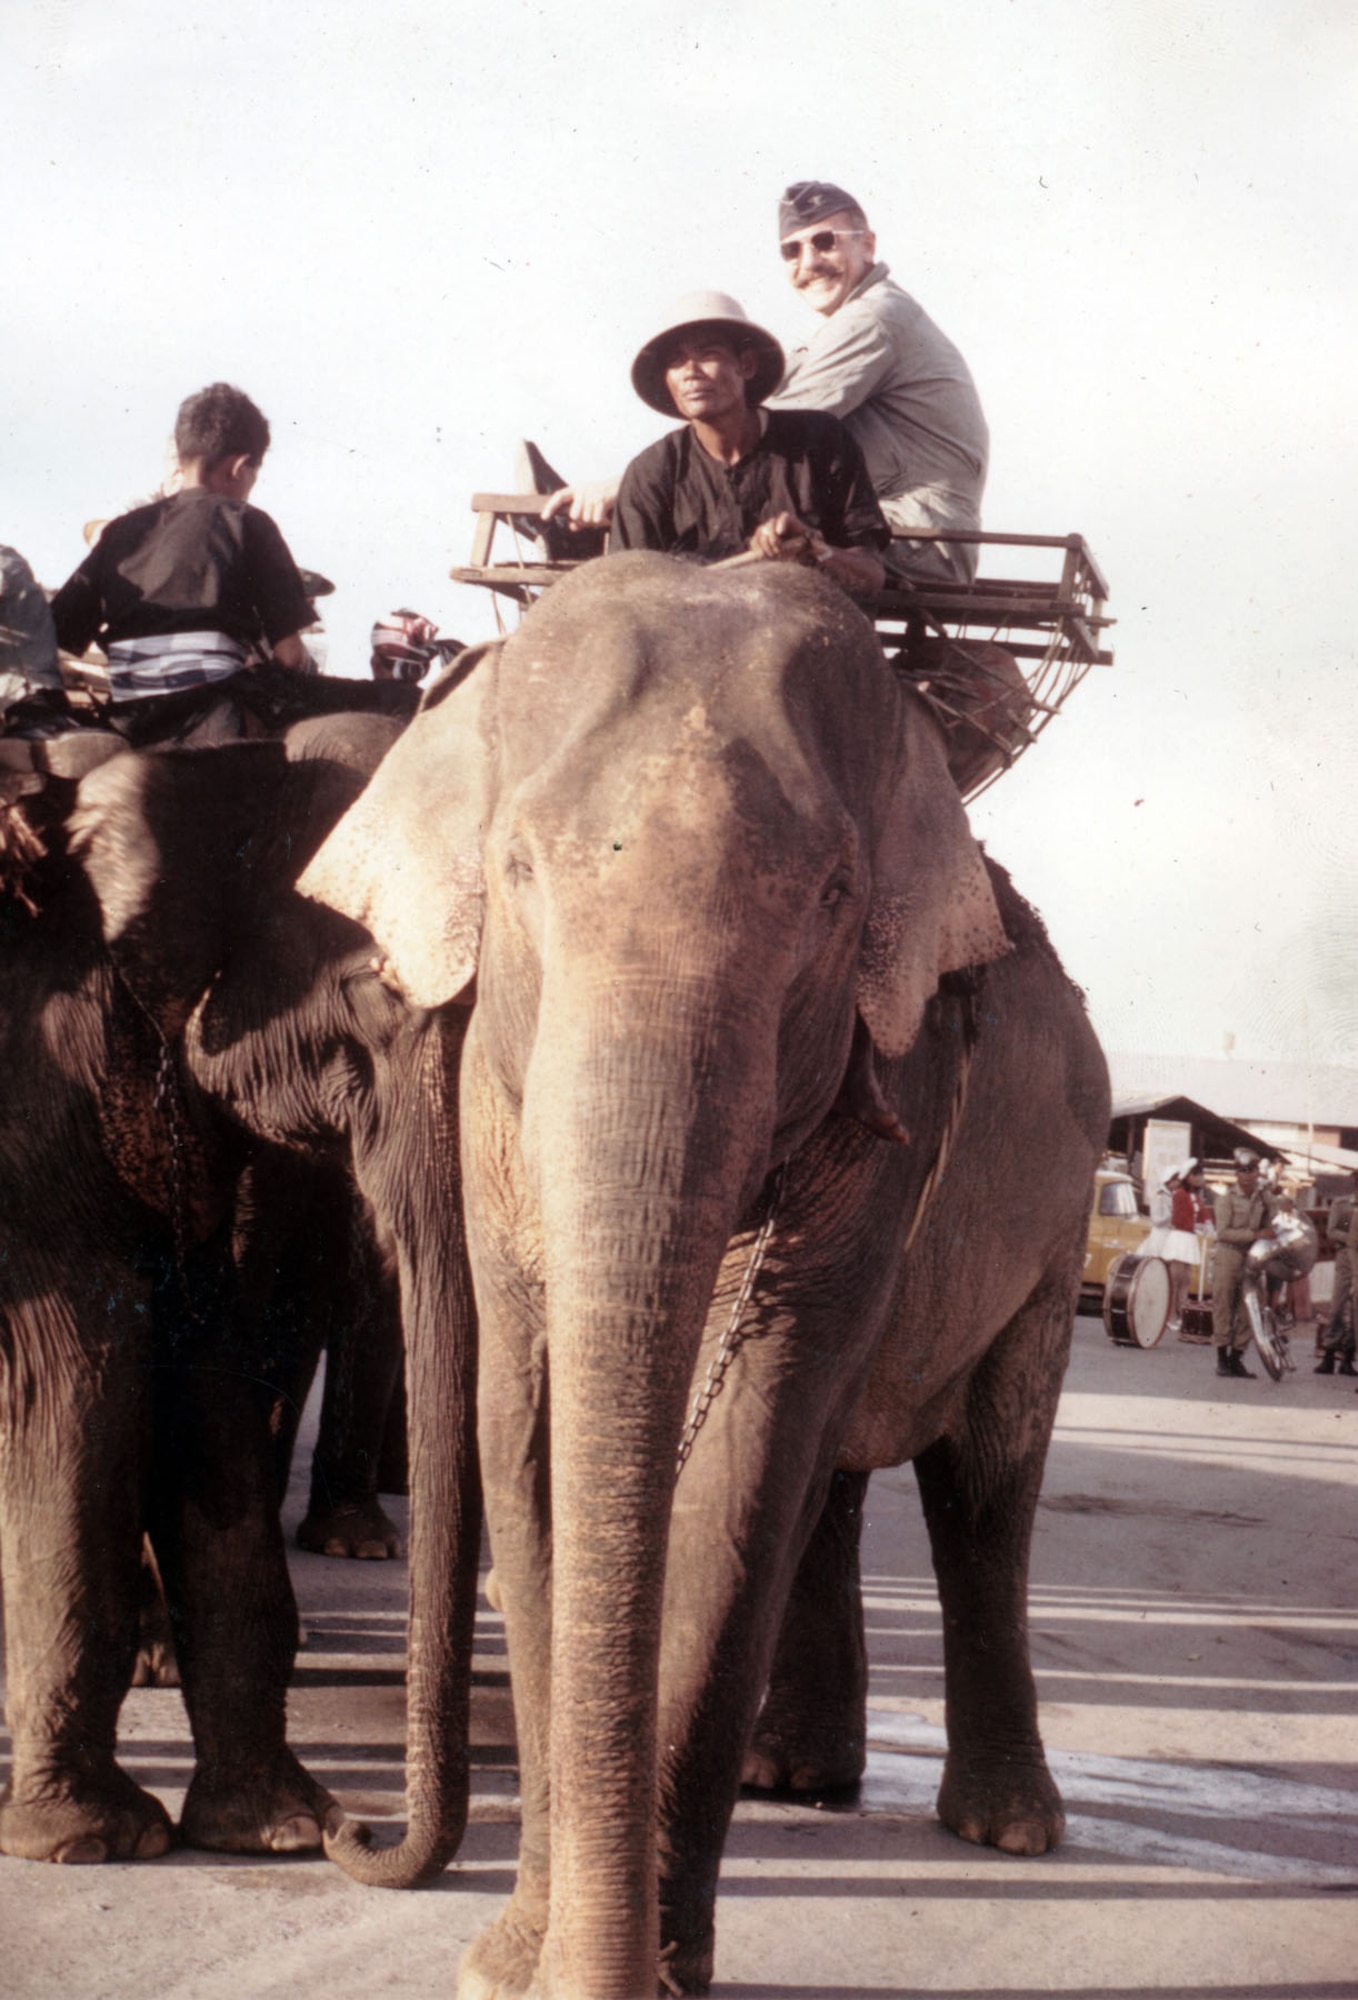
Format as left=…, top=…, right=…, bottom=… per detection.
left=534, top=1007, right=773, bottom=1995
left=325, top=1022, right=482, bottom=1888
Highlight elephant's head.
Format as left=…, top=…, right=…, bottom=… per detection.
left=68, top=713, right=404, bottom=1041
left=301, top=554, right=1009, bottom=1981
left=302, top=560, right=1006, bottom=1096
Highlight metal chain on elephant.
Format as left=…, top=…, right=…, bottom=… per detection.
left=675, top=1164, right=786, bottom=1480
left=673, top=982, right=982, bottom=1483
left=114, top=965, right=200, bottom=1312
left=153, top=1033, right=197, bottom=1302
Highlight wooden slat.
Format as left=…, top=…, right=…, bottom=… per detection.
left=470, top=493, right=553, bottom=515
left=449, top=510, right=1115, bottom=674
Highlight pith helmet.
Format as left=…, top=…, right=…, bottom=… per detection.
left=631, top=291, right=786, bottom=418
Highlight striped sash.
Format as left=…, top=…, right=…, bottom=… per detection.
left=105, top=629, right=247, bottom=701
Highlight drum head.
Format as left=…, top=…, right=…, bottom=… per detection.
left=1127, top=1255, right=1171, bottom=1348
left=1104, top=1252, right=1171, bottom=1348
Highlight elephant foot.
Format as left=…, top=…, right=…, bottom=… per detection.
left=179, top=1753, right=339, bottom=1856
left=936, top=1749, right=1065, bottom=1855
left=657, top=1926, right=715, bottom=1996
left=457, top=1893, right=546, bottom=1999
left=296, top=1495, right=403, bottom=1560
left=130, top=1640, right=181, bottom=1688
left=740, top=1705, right=865, bottom=1796
left=0, top=1769, right=174, bottom=1863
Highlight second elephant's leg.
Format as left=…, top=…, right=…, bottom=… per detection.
left=912, top=1267, right=1073, bottom=1857
left=0, top=1263, right=173, bottom=1863
left=147, top=1247, right=335, bottom=1855
left=742, top=1468, right=870, bottom=1793
left=298, top=1237, right=405, bottom=1560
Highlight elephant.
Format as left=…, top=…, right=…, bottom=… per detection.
left=0, top=707, right=480, bottom=1871
left=301, top=551, right=1110, bottom=1997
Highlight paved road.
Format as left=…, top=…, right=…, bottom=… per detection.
left=3, top=1312, right=1356, bottom=1997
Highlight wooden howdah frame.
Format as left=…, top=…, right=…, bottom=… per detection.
left=452, top=496, right=1114, bottom=798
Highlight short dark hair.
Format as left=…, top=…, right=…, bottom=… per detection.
left=174, top=382, right=271, bottom=469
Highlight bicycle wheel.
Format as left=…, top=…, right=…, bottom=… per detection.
left=1253, top=1304, right=1285, bottom=1382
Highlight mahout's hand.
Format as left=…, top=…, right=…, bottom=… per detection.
left=748, top=511, right=824, bottom=565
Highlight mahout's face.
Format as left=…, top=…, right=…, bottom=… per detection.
left=662, top=330, right=757, bottom=423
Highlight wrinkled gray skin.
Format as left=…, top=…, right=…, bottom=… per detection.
left=0, top=715, right=478, bottom=1873
left=305, top=555, right=1109, bottom=1997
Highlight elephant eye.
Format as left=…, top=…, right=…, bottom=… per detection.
left=820, top=868, right=854, bottom=911
left=505, top=843, right=534, bottom=885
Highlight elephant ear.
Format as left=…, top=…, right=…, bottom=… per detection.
left=856, top=696, right=1012, bottom=1060
left=69, top=741, right=288, bottom=1036
left=298, top=641, right=501, bottom=1008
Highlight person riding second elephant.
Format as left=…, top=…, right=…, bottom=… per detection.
left=608, top=291, right=889, bottom=601
left=50, top=382, right=312, bottom=749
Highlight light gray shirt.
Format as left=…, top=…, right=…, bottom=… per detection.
left=767, top=262, right=989, bottom=570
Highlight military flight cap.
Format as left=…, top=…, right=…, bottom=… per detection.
left=778, top=180, right=865, bottom=237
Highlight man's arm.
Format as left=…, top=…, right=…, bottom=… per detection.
left=243, top=507, right=313, bottom=667
left=542, top=478, right=620, bottom=530
left=607, top=454, right=674, bottom=554
left=767, top=307, right=896, bottom=420
left=50, top=556, right=104, bottom=658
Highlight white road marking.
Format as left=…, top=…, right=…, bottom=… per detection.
left=864, top=1709, right=1358, bottom=1887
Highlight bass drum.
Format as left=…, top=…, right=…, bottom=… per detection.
left=1103, top=1253, right=1172, bottom=1349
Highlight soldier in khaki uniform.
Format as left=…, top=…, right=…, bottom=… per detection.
left=1316, top=1173, right=1358, bottom=1375
left=1211, top=1149, right=1279, bottom=1379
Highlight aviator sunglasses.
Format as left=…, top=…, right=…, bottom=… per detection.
left=779, top=228, right=866, bottom=261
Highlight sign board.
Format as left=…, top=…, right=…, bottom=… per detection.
left=1143, top=1118, right=1192, bottom=1211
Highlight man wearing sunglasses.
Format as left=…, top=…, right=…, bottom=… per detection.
left=540, top=181, right=987, bottom=587
left=765, top=180, right=989, bottom=584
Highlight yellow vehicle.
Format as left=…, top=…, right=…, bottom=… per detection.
left=1080, top=1166, right=1150, bottom=1309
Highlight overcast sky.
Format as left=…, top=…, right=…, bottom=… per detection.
left=4, top=0, right=1356, bottom=1075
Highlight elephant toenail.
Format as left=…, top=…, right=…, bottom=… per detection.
left=268, top=1815, right=322, bottom=1852
left=53, top=1836, right=108, bottom=1864
left=135, top=1823, right=173, bottom=1859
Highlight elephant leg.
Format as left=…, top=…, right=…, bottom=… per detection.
left=129, top=1537, right=180, bottom=1688
left=146, top=1245, right=335, bottom=1855
left=912, top=1271, right=1072, bottom=1857
left=654, top=1333, right=870, bottom=1996
left=457, top=1281, right=553, bottom=2000
left=742, top=1468, right=870, bottom=1793
left=297, top=1239, right=404, bottom=1560
left=0, top=1266, right=173, bottom=1863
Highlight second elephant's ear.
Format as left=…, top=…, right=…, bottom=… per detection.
left=856, top=695, right=1012, bottom=1060
left=298, top=641, right=502, bottom=1007
left=70, top=741, right=288, bottom=1036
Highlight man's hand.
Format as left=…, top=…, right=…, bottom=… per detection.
left=747, top=514, right=884, bottom=597
left=748, top=511, right=821, bottom=564
left=271, top=632, right=306, bottom=669
left=541, top=479, right=620, bottom=530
